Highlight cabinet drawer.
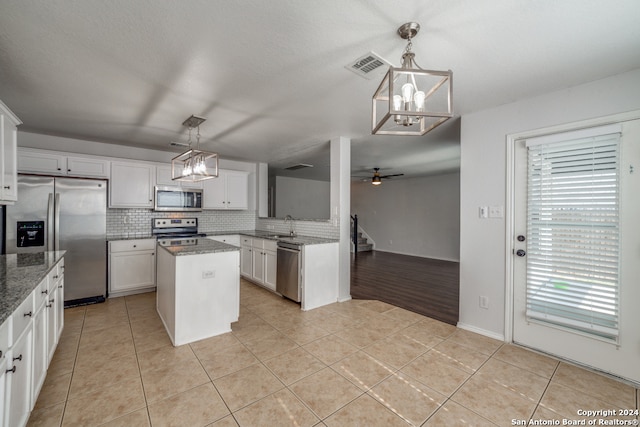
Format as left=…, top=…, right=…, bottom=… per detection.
left=109, top=239, right=156, bottom=253
left=12, top=291, right=34, bottom=342
left=0, top=317, right=10, bottom=358
left=35, top=277, right=49, bottom=309
left=240, top=237, right=253, bottom=247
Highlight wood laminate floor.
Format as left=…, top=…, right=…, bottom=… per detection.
left=350, top=251, right=460, bottom=325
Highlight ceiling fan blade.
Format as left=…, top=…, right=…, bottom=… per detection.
left=380, top=173, right=404, bottom=179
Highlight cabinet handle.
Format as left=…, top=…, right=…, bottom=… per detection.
left=53, top=275, right=59, bottom=279
left=57, top=168, right=62, bottom=171
left=6, top=366, right=16, bottom=374
left=0, top=350, right=2, bottom=358
left=151, top=253, right=155, bottom=256
left=49, top=298, right=55, bottom=303
left=13, top=354, right=22, bottom=362
left=46, top=303, right=53, bottom=308
left=133, top=245, right=137, bottom=248
left=58, top=284, right=63, bottom=289
left=42, top=290, right=48, bottom=295
left=24, top=311, right=32, bottom=317
left=3, top=186, right=9, bottom=189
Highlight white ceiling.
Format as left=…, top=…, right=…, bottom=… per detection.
left=1, top=0, right=639, bottom=181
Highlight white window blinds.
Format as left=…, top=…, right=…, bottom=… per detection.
left=525, top=125, right=621, bottom=341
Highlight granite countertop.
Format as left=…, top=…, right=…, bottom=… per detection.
left=109, top=230, right=338, bottom=245
left=0, top=251, right=66, bottom=325
left=205, top=230, right=339, bottom=245
left=159, top=238, right=240, bottom=256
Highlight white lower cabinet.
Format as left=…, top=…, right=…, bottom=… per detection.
left=1, top=256, right=64, bottom=427
left=32, top=273, right=50, bottom=405
left=109, top=239, right=157, bottom=297
left=6, top=292, right=35, bottom=427
left=244, top=238, right=277, bottom=292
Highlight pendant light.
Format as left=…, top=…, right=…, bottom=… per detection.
left=372, top=22, right=453, bottom=136
left=171, top=115, right=219, bottom=182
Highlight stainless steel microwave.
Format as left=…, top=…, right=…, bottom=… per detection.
left=154, top=186, right=203, bottom=211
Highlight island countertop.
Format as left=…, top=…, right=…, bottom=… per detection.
left=0, top=251, right=66, bottom=325
left=158, top=238, right=240, bottom=256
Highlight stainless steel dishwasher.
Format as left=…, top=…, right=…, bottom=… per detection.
left=276, top=241, right=302, bottom=302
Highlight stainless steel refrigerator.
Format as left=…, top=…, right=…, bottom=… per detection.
left=4, top=175, right=107, bottom=306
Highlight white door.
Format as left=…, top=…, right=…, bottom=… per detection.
left=512, top=119, right=640, bottom=384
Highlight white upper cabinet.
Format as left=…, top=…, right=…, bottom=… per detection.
left=18, top=148, right=110, bottom=178
left=203, top=169, right=249, bottom=210
left=156, top=164, right=203, bottom=189
left=109, top=161, right=156, bottom=208
left=0, top=100, right=21, bottom=203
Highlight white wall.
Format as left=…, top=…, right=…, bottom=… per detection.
left=351, top=172, right=460, bottom=261
left=459, top=68, right=640, bottom=338
left=274, top=176, right=330, bottom=219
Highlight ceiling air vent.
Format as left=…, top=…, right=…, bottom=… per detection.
left=345, top=51, right=392, bottom=80
left=169, top=141, right=190, bottom=148
left=285, top=163, right=314, bottom=171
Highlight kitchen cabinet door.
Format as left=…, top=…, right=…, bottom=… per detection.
left=66, top=156, right=110, bottom=178
left=263, top=249, right=277, bottom=291
left=202, top=169, right=249, bottom=210
left=54, top=262, right=65, bottom=344
left=109, top=161, right=155, bottom=208
left=109, top=239, right=157, bottom=297
left=252, top=246, right=265, bottom=284
left=240, top=245, right=253, bottom=277
left=7, top=326, right=33, bottom=427
left=17, top=149, right=65, bottom=175
left=32, top=300, right=47, bottom=403
left=202, top=172, right=226, bottom=209
left=225, top=171, right=249, bottom=210
left=0, top=100, right=21, bottom=203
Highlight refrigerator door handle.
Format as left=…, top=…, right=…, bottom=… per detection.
left=54, top=193, right=61, bottom=251
left=47, top=193, right=55, bottom=251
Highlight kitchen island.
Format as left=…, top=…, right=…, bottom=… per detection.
left=156, top=238, right=240, bottom=346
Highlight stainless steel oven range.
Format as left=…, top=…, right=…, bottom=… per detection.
left=152, top=218, right=206, bottom=247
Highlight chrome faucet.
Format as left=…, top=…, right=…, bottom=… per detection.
left=284, top=215, right=296, bottom=237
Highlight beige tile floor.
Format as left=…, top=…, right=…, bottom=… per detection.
left=28, top=279, right=638, bottom=427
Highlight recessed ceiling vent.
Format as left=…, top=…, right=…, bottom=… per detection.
left=169, top=141, right=190, bottom=147
left=345, top=51, right=392, bottom=79
left=285, top=163, right=314, bottom=171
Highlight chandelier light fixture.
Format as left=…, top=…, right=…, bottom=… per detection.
left=372, top=22, right=453, bottom=136
left=171, top=115, right=219, bottom=182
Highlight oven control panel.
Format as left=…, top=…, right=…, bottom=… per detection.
left=153, top=218, right=197, bottom=229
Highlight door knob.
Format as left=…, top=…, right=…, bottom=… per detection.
left=516, top=249, right=526, bottom=257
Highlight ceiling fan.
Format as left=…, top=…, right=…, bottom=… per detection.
left=354, top=168, right=404, bottom=185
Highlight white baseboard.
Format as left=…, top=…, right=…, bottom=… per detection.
left=456, top=322, right=505, bottom=342
left=338, top=295, right=352, bottom=303
left=372, top=249, right=460, bottom=263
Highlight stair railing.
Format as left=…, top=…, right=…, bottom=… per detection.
left=350, top=214, right=358, bottom=254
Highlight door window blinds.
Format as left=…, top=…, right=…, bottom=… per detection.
left=525, top=125, right=621, bottom=341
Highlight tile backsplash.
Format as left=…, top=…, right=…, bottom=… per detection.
left=107, top=209, right=339, bottom=240
left=107, top=209, right=257, bottom=239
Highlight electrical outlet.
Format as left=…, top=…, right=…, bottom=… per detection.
left=202, top=270, right=215, bottom=279
left=479, top=296, right=489, bottom=309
